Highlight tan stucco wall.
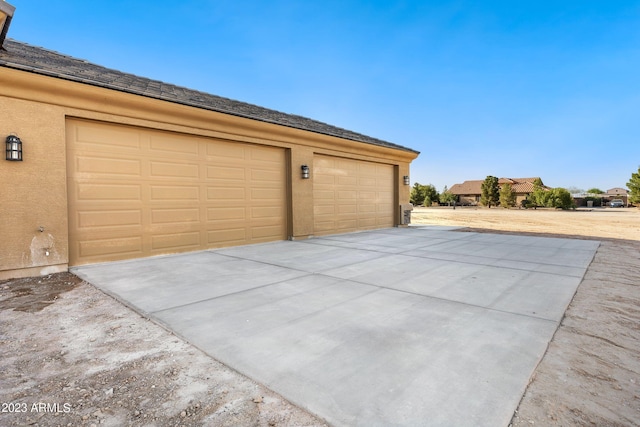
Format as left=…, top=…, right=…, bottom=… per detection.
left=0, top=67, right=417, bottom=278
left=0, top=96, right=68, bottom=279
left=289, top=146, right=315, bottom=238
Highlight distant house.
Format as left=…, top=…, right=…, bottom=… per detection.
left=449, top=178, right=545, bottom=206
left=573, top=187, right=629, bottom=207
left=605, top=188, right=629, bottom=206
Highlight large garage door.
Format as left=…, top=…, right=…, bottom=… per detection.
left=313, top=154, right=394, bottom=235
left=67, top=119, right=287, bottom=265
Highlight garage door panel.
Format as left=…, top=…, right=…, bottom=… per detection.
left=150, top=185, right=200, bottom=201
left=76, top=155, right=141, bottom=176
left=376, top=178, right=393, bottom=188
left=68, top=120, right=287, bottom=265
left=77, top=210, right=142, bottom=229
left=149, top=134, right=200, bottom=156
left=337, top=190, right=356, bottom=200
left=75, top=123, right=141, bottom=151
left=358, top=162, right=376, bottom=173
left=251, top=168, right=281, bottom=182
left=338, top=205, right=357, bottom=214
left=314, top=205, right=335, bottom=216
left=358, top=191, right=376, bottom=200
left=251, top=225, right=285, bottom=239
left=358, top=204, right=376, bottom=213
left=207, top=207, right=246, bottom=221
left=78, top=236, right=143, bottom=258
left=250, top=147, right=283, bottom=162
left=207, top=142, right=245, bottom=159
left=151, top=232, right=201, bottom=252
left=337, top=176, right=358, bottom=186
left=314, top=190, right=335, bottom=200
left=314, top=223, right=334, bottom=233
left=378, top=202, right=393, bottom=211
left=337, top=219, right=358, bottom=230
left=251, top=188, right=283, bottom=200
left=151, top=208, right=200, bottom=224
left=251, top=206, right=283, bottom=219
left=207, top=229, right=246, bottom=245
left=75, top=183, right=142, bottom=201
left=358, top=218, right=377, bottom=228
left=207, top=187, right=245, bottom=200
left=358, top=177, right=377, bottom=187
left=313, top=154, right=394, bottom=236
left=207, top=165, right=246, bottom=180
left=150, top=161, right=200, bottom=179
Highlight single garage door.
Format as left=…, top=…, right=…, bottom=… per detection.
left=67, top=119, right=287, bottom=265
left=313, top=154, right=394, bottom=235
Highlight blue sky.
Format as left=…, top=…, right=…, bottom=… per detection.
left=7, top=0, right=640, bottom=192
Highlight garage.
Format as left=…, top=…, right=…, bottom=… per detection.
left=66, top=119, right=288, bottom=265
left=1, top=38, right=418, bottom=279
left=313, top=154, right=395, bottom=235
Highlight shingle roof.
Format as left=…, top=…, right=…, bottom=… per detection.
left=0, top=39, right=418, bottom=155
left=449, top=177, right=544, bottom=195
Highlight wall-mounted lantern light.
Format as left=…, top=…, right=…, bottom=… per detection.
left=403, top=175, right=410, bottom=185
left=6, top=134, right=22, bottom=161
left=301, top=164, right=310, bottom=179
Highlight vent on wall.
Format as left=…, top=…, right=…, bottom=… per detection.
left=0, top=1, right=16, bottom=50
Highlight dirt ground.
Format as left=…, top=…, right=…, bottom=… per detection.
left=1, top=206, right=638, bottom=426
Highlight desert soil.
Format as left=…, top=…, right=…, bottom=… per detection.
left=1, top=206, right=638, bottom=426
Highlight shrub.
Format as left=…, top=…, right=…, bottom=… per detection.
left=548, top=187, right=575, bottom=210
left=520, top=199, right=533, bottom=209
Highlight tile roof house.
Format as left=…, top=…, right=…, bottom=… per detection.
left=0, top=23, right=418, bottom=279
left=449, top=178, right=545, bottom=206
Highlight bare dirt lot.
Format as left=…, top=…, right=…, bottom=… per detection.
left=413, top=207, right=640, bottom=426
left=1, top=207, right=638, bottom=426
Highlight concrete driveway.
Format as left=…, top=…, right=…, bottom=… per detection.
left=72, top=226, right=599, bottom=427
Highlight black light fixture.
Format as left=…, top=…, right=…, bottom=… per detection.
left=301, top=164, right=310, bottom=179
left=403, top=175, right=410, bottom=185
left=0, top=1, right=16, bottom=49
left=6, top=134, right=22, bottom=161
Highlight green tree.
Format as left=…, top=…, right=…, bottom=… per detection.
left=410, top=183, right=426, bottom=206
left=530, top=178, right=548, bottom=208
left=423, top=184, right=439, bottom=207
left=410, top=183, right=439, bottom=206
left=627, top=166, right=640, bottom=206
left=480, top=176, right=499, bottom=208
left=547, top=187, right=575, bottom=210
left=439, top=185, right=457, bottom=205
left=586, top=188, right=604, bottom=195
left=499, top=183, right=516, bottom=208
